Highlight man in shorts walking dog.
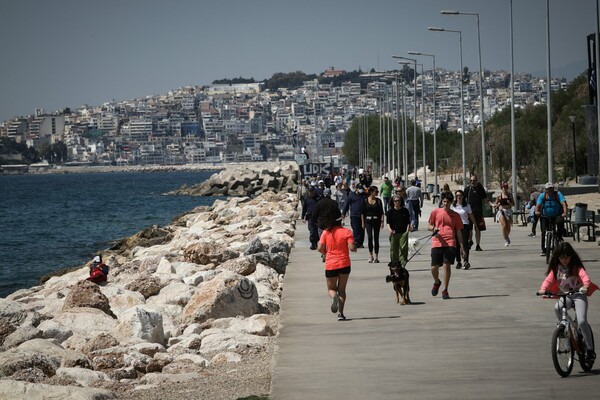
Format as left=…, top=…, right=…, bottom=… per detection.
left=428, top=192, right=465, bottom=299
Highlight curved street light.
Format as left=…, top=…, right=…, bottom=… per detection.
left=441, top=10, right=487, bottom=190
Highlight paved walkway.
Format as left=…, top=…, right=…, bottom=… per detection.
left=271, top=195, right=600, bottom=399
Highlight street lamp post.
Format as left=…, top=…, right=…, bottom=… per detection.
left=393, top=56, right=418, bottom=181
left=409, top=51, right=438, bottom=195
left=441, top=10, right=487, bottom=190
left=428, top=27, right=467, bottom=187
left=570, top=115, right=577, bottom=182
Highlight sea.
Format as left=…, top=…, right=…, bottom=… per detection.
left=0, top=170, right=218, bottom=298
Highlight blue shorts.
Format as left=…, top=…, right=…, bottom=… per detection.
left=431, top=247, right=456, bottom=266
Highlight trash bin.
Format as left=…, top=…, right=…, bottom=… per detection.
left=427, top=183, right=434, bottom=193
left=574, top=203, right=587, bottom=221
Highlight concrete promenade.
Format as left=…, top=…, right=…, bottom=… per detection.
left=271, top=195, right=600, bottom=399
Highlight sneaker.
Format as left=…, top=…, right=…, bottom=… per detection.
left=540, top=252, right=546, bottom=257
left=463, top=262, right=471, bottom=270
left=528, top=232, right=536, bottom=237
left=455, top=262, right=462, bottom=269
left=431, top=280, right=442, bottom=296
left=504, top=241, right=510, bottom=247
left=337, top=313, right=347, bottom=321
left=442, top=289, right=450, bottom=299
left=331, top=293, right=339, bottom=313
left=368, top=256, right=373, bottom=263
left=468, top=240, right=474, bottom=247
left=374, top=258, right=380, bottom=263
left=475, top=245, right=482, bottom=251
left=586, top=349, right=596, bottom=362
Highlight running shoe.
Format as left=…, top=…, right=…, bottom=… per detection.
left=504, top=241, right=510, bottom=247
left=331, top=293, right=339, bottom=313
left=337, top=313, right=347, bottom=321
left=528, top=233, right=536, bottom=237
left=455, top=262, right=462, bottom=269
left=442, top=289, right=450, bottom=299
left=463, top=262, right=471, bottom=270
left=431, top=280, right=442, bottom=296
left=540, top=252, right=546, bottom=257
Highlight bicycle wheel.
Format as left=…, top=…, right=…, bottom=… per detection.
left=545, top=231, right=554, bottom=264
left=551, top=325, right=574, bottom=377
left=578, top=327, right=595, bottom=372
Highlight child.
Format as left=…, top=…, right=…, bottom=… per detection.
left=318, top=219, right=357, bottom=321
left=537, top=242, right=598, bottom=362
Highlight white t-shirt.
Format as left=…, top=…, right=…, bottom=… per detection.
left=451, top=204, right=473, bottom=225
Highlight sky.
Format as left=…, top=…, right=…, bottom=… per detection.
left=0, top=0, right=598, bottom=122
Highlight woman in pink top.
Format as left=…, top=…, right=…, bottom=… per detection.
left=537, top=242, right=598, bottom=362
left=318, top=220, right=357, bottom=321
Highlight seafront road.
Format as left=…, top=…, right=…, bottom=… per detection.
left=270, top=195, right=600, bottom=399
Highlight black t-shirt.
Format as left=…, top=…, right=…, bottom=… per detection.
left=386, top=207, right=411, bottom=233
left=465, top=184, right=486, bottom=212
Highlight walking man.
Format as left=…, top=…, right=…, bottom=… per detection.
left=406, top=179, right=423, bottom=230
left=428, top=192, right=465, bottom=300
left=464, top=174, right=487, bottom=251
left=302, top=187, right=320, bottom=250
left=342, top=184, right=366, bottom=248
left=380, top=176, right=394, bottom=212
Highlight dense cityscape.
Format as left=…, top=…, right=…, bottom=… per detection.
left=0, top=66, right=570, bottom=171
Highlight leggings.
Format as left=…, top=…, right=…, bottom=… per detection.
left=455, top=226, right=471, bottom=263
left=365, top=219, right=381, bottom=254
left=555, top=293, right=594, bottom=350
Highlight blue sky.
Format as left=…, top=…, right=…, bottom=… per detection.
left=0, top=0, right=597, bottom=122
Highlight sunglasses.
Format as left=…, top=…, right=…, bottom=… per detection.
left=393, top=200, right=401, bottom=202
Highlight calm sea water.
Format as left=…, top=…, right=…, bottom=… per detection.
left=0, top=170, right=218, bottom=298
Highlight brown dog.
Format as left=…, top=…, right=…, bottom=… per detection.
left=386, top=261, right=411, bottom=305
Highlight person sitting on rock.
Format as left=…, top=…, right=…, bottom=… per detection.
left=87, top=255, right=109, bottom=284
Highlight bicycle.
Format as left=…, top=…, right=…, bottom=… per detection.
left=542, top=216, right=563, bottom=264
left=538, top=290, right=595, bottom=377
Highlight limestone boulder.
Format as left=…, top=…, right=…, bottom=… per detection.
left=0, top=380, right=116, bottom=400
left=180, top=271, right=260, bottom=325
left=125, top=274, right=162, bottom=299
left=218, top=255, right=257, bottom=276
left=110, top=306, right=165, bottom=345
left=62, top=280, right=116, bottom=319
left=53, top=308, right=119, bottom=338
left=56, top=367, right=110, bottom=387
left=183, top=241, right=239, bottom=265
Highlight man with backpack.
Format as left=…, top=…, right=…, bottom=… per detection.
left=535, top=182, right=568, bottom=256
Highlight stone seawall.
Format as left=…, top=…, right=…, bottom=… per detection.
left=0, top=162, right=300, bottom=399
left=168, top=161, right=299, bottom=197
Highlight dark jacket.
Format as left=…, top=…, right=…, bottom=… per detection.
left=302, top=194, right=319, bottom=220
left=342, top=191, right=366, bottom=217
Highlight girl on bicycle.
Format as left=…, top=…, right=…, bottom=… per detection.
left=537, top=242, right=599, bottom=362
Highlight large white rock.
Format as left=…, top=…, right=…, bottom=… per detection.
left=180, top=271, right=261, bottom=325
left=101, top=286, right=146, bottom=318
left=110, top=306, right=165, bottom=345
left=146, top=281, right=194, bottom=307
left=38, top=319, right=73, bottom=344
left=198, top=328, right=270, bottom=355
left=56, top=366, right=110, bottom=387
left=0, top=380, right=115, bottom=400
left=53, top=307, right=118, bottom=337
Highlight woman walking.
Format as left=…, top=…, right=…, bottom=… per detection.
left=493, top=182, right=514, bottom=247
left=362, top=186, right=384, bottom=263
left=451, top=190, right=476, bottom=269
left=318, top=218, right=357, bottom=321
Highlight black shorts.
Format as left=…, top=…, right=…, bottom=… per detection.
left=431, top=247, right=456, bottom=266
left=325, top=266, right=351, bottom=278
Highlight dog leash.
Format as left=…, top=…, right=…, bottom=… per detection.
left=405, top=230, right=437, bottom=265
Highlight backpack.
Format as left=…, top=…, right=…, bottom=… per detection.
left=541, top=191, right=561, bottom=217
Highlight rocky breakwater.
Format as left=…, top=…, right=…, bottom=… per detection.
left=168, top=161, right=299, bottom=197
left=0, top=190, right=299, bottom=399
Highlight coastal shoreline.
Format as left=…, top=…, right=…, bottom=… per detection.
left=2, top=163, right=225, bottom=175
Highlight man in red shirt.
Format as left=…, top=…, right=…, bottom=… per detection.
left=428, top=192, right=465, bottom=299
